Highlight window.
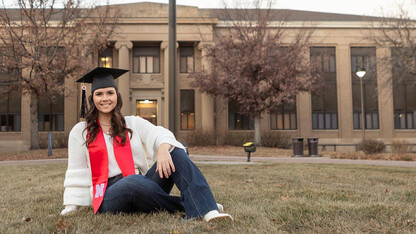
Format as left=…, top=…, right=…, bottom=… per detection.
left=0, top=51, right=10, bottom=74
left=98, top=47, right=113, bottom=68
left=394, top=84, right=416, bottom=129
left=133, top=46, right=160, bottom=73
left=311, top=47, right=338, bottom=129
left=0, top=90, right=21, bottom=132
left=38, top=95, right=64, bottom=131
left=228, top=101, right=254, bottom=130
left=351, top=47, right=379, bottom=129
left=392, top=48, right=416, bottom=129
left=0, top=64, right=20, bottom=132
left=270, top=101, right=297, bottom=130
left=180, top=90, right=195, bottom=130
left=310, top=48, right=336, bottom=73
left=180, top=46, right=194, bottom=73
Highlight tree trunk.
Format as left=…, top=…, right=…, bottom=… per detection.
left=30, top=93, right=40, bottom=150
left=254, top=116, right=261, bottom=147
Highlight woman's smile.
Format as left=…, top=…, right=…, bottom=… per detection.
left=93, top=87, right=117, bottom=114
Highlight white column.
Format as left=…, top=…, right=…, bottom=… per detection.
left=197, top=42, right=214, bottom=131
left=377, top=47, right=394, bottom=140
left=115, top=41, right=133, bottom=116
left=161, top=41, right=169, bottom=129
left=336, top=44, right=353, bottom=141
left=298, top=92, right=311, bottom=137
left=298, top=48, right=312, bottom=138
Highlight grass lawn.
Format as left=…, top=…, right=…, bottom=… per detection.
left=1, top=146, right=415, bottom=161
left=1, top=162, right=416, bottom=233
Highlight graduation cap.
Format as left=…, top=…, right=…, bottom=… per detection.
left=76, top=67, right=129, bottom=118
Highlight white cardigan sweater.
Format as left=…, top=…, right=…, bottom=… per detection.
left=63, top=115, right=185, bottom=208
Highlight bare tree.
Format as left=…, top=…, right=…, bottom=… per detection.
left=190, top=0, right=321, bottom=146
left=370, top=7, right=416, bottom=83
left=0, top=0, right=117, bottom=149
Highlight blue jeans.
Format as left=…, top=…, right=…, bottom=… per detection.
left=98, top=148, right=218, bottom=218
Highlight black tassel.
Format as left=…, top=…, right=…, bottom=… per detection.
left=80, top=85, right=87, bottom=118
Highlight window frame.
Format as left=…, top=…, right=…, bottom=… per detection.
left=391, top=48, right=416, bottom=129
left=133, top=46, right=160, bottom=74
left=180, top=89, right=195, bottom=131
left=0, top=90, right=21, bottom=132
left=270, top=101, right=297, bottom=130
left=38, top=83, right=65, bottom=132
left=392, top=80, right=416, bottom=130
left=310, top=47, right=338, bottom=130
left=98, top=46, right=113, bottom=68
left=228, top=101, right=254, bottom=130
left=179, top=46, right=195, bottom=73
left=351, top=47, right=379, bottom=130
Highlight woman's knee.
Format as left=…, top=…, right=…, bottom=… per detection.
left=111, top=175, right=148, bottom=193
left=170, top=148, right=190, bottom=163
left=121, top=174, right=165, bottom=195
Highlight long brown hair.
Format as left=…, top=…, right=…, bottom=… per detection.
left=84, top=90, right=133, bottom=147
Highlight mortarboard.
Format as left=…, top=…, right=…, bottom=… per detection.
left=76, top=67, right=129, bottom=93
left=76, top=67, right=129, bottom=118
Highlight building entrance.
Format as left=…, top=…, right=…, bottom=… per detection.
left=136, top=99, right=158, bottom=125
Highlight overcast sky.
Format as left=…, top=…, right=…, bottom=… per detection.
left=2, top=0, right=416, bottom=17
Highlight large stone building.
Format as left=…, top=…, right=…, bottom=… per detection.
left=0, top=2, right=415, bottom=152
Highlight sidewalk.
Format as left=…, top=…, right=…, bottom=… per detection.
left=1, top=154, right=416, bottom=168
left=190, top=155, right=416, bottom=167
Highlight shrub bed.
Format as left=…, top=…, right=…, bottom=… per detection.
left=358, top=139, right=386, bottom=155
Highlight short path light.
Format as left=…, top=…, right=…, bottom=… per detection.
left=243, top=142, right=256, bottom=162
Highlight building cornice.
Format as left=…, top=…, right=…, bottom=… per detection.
left=216, top=20, right=416, bottom=29
left=115, top=17, right=218, bottom=25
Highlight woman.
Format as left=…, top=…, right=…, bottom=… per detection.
left=61, top=67, right=232, bottom=222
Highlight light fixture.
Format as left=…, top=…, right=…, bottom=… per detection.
left=356, top=68, right=366, bottom=78
left=139, top=100, right=153, bottom=104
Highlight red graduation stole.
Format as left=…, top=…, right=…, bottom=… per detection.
left=88, top=124, right=136, bottom=214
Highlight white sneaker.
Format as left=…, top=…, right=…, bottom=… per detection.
left=217, top=203, right=224, bottom=212
left=203, top=210, right=234, bottom=222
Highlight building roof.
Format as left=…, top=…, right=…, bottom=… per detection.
left=0, top=8, right=77, bottom=21
left=203, top=9, right=382, bottom=22
left=1, top=3, right=389, bottom=22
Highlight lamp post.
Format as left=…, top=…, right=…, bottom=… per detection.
left=169, top=0, right=177, bottom=134
left=356, top=68, right=366, bottom=141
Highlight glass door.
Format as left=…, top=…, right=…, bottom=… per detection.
left=136, top=99, right=157, bottom=125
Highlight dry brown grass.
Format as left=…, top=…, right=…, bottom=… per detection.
left=0, top=146, right=295, bottom=161
left=328, top=151, right=416, bottom=161
left=188, top=145, right=293, bottom=157
left=1, top=162, right=416, bottom=233
left=0, top=148, right=68, bottom=161
left=1, top=146, right=415, bottom=162
left=189, top=146, right=416, bottom=161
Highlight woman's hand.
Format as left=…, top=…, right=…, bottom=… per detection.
left=155, top=143, right=175, bottom=178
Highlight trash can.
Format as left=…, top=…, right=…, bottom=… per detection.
left=292, top=138, right=304, bottom=157
left=307, top=138, right=319, bottom=157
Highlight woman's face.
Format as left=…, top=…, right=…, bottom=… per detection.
left=93, top=87, right=117, bottom=114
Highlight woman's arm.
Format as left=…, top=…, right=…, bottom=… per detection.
left=130, top=116, right=185, bottom=161
left=128, top=116, right=185, bottom=178
left=62, top=122, right=92, bottom=215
